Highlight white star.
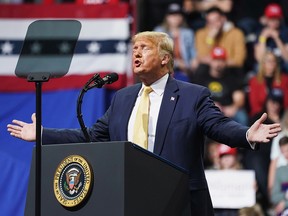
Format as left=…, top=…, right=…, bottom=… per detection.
left=115, top=41, right=127, bottom=53
left=59, top=42, right=71, bottom=54
left=87, top=42, right=100, bottom=54
left=1, top=41, right=14, bottom=55
left=30, top=41, right=42, bottom=54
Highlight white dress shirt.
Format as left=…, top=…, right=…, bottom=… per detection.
left=128, top=74, right=169, bottom=152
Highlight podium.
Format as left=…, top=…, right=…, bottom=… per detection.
left=25, top=142, right=190, bottom=216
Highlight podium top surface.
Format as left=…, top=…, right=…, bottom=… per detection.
left=42, top=141, right=188, bottom=174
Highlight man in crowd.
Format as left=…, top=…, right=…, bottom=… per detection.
left=193, top=46, right=248, bottom=125
left=195, top=7, right=246, bottom=69
left=254, top=3, right=288, bottom=73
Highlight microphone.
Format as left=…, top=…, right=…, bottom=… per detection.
left=77, top=72, right=119, bottom=142
left=102, top=73, right=119, bottom=84
left=94, top=73, right=119, bottom=88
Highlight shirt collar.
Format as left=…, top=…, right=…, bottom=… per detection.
left=139, top=74, right=168, bottom=96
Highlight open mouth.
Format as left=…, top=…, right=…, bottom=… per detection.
left=134, top=59, right=141, bottom=67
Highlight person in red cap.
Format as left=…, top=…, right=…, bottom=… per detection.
left=218, top=144, right=242, bottom=170
left=194, top=46, right=248, bottom=126
left=254, top=3, right=288, bottom=73
left=212, top=142, right=245, bottom=216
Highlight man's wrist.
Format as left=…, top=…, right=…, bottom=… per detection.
left=246, top=129, right=257, bottom=149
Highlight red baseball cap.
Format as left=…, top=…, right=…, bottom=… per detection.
left=265, top=3, right=283, bottom=19
left=218, top=144, right=237, bottom=157
left=211, top=47, right=227, bottom=60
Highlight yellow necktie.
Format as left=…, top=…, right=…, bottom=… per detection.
left=133, top=86, right=153, bottom=149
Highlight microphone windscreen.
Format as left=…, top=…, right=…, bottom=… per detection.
left=107, top=73, right=119, bottom=84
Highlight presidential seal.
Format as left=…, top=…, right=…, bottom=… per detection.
left=53, top=155, right=93, bottom=208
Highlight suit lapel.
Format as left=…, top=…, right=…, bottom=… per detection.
left=153, top=76, right=179, bottom=154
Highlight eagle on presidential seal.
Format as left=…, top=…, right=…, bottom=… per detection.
left=64, top=167, right=82, bottom=195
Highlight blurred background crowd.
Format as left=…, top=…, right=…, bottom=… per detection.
left=1, top=0, right=288, bottom=215
left=142, top=1, right=288, bottom=216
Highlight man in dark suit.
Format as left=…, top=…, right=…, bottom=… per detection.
left=7, top=31, right=281, bottom=216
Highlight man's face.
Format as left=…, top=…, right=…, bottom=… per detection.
left=266, top=17, right=280, bottom=30
left=266, top=99, right=282, bottom=115
left=219, top=154, right=237, bottom=170
left=206, top=12, right=224, bottom=30
left=210, top=59, right=226, bottom=73
left=132, top=38, right=164, bottom=84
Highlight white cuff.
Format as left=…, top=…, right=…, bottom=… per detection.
left=246, top=129, right=256, bottom=150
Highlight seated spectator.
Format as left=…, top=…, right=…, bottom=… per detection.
left=271, top=136, right=288, bottom=216
left=218, top=144, right=242, bottom=170
left=154, top=3, right=197, bottom=82
left=244, top=89, right=284, bottom=214
left=192, top=0, right=232, bottom=14
left=182, top=0, right=233, bottom=31
left=214, top=144, right=243, bottom=216
left=204, top=138, right=221, bottom=170
left=248, top=51, right=288, bottom=117
left=238, top=204, right=265, bottom=216
left=268, top=110, right=288, bottom=197
left=194, top=46, right=248, bottom=125
left=254, top=3, right=288, bottom=73
left=195, top=7, right=246, bottom=69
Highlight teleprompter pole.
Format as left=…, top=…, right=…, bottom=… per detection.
left=28, top=73, right=50, bottom=216
left=35, top=81, right=42, bottom=216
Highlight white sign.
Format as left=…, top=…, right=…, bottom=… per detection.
left=205, top=170, right=256, bottom=209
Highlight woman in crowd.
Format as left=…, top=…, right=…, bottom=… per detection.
left=248, top=51, right=288, bottom=117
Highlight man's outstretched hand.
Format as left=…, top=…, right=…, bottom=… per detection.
left=247, top=113, right=281, bottom=144
left=7, top=113, right=37, bottom=142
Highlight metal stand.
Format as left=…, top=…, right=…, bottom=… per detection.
left=28, top=73, right=50, bottom=216
left=77, top=73, right=102, bottom=143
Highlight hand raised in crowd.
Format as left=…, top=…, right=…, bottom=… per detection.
left=207, top=25, right=221, bottom=39
left=7, top=113, right=37, bottom=142
left=248, top=113, right=281, bottom=143
left=260, top=28, right=279, bottom=40
left=268, top=29, right=280, bottom=40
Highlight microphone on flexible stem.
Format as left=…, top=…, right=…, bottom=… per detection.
left=77, top=73, right=119, bottom=142
left=94, top=73, right=119, bottom=88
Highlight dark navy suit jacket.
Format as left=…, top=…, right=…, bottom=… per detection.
left=43, top=76, right=251, bottom=213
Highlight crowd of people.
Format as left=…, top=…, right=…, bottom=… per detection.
left=150, top=1, right=288, bottom=216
